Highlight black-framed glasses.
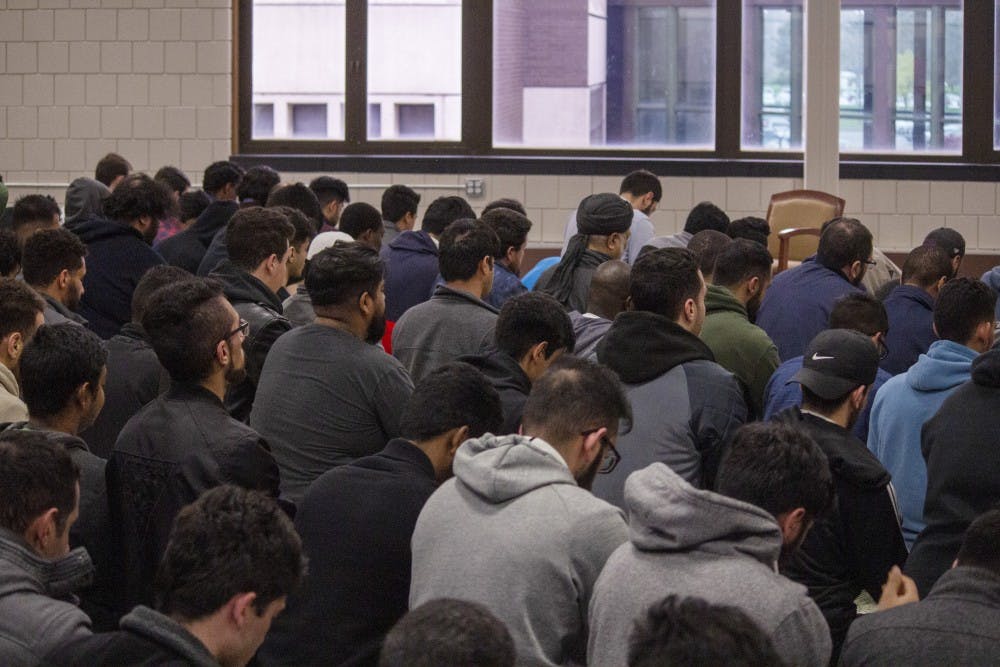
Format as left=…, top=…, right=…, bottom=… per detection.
left=222, top=319, right=249, bottom=342
left=582, top=429, right=621, bottom=475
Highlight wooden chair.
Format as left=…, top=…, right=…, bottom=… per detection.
left=766, top=190, right=846, bottom=273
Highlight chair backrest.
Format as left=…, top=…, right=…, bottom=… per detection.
left=521, top=255, right=560, bottom=290
left=766, top=190, right=846, bottom=273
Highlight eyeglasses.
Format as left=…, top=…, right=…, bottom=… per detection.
left=876, top=336, right=889, bottom=361
left=863, top=259, right=877, bottom=267
left=582, top=429, right=621, bottom=475
left=222, top=319, right=249, bottom=342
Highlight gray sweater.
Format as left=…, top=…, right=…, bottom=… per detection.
left=410, top=433, right=628, bottom=667
left=588, top=463, right=831, bottom=667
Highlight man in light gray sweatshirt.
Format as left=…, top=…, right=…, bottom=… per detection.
left=409, top=356, right=632, bottom=667
left=588, top=422, right=835, bottom=667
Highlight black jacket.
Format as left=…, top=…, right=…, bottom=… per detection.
left=154, top=200, right=238, bottom=274
left=907, top=348, right=1000, bottom=596
left=80, top=323, right=169, bottom=459
left=535, top=248, right=611, bottom=313
left=65, top=215, right=165, bottom=340
left=774, top=407, right=908, bottom=659
left=210, top=260, right=292, bottom=422
left=107, top=383, right=281, bottom=617
left=459, top=351, right=531, bottom=435
left=258, top=439, right=438, bottom=667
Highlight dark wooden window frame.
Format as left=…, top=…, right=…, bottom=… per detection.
left=233, top=0, right=1000, bottom=180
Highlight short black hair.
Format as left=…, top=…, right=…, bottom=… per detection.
left=399, top=362, right=503, bottom=442
left=306, top=244, right=384, bottom=308
left=20, top=323, right=107, bottom=419
left=21, top=227, right=86, bottom=288
left=131, top=265, right=192, bottom=323
left=482, top=198, right=526, bottom=216
left=713, top=239, right=773, bottom=289
left=154, top=166, right=191, bottom=195
left=521, top=355, right=632, bottom=445
left=201, top=161, right=244, bottom=195
left=179, top=189, right=211, bottom=222
left=0, top=431, right=79, bottom=535
left=270, top=205, right=317, bottom=247
left=103, top=173, right=173, bottom=224
left=683, top=201, right=729, bottom=234
left=901, top=245, right=952, bottom=288
left=381, top=184, right=421, bottom=223
left=619, top=170, right=662, bottom=201
left=94, top=152, right=132, bottom=187
left=496, top=292, right=575, bottom=360
left=237, top=165, right=281, bottom=207
left=12, top=194, right=61, bottom=232
left=716, top=422, right=834, bottom=522
left=267, top=182, right=323, bottom=227
left=482, top=207, right=532, bottom=258
left=628, top=595, right=785, bottom=667
left=142, top=278, right=231, bottom=383
left=0, top=229, right=19, bottom=277
left=923, top=227, right=965, bottom=259
left=309, top=176, right=350, bottom=207
left=226, top=207, right=294, bottom=272
left=956, top=509, right=1000, bottom=575
left=339, top=202, right=383, bottom=239
left=154, top=485, right=305, bottom=620
left=686, top=230, right=733, bottom=278
left=816, top=217, right=873, bottom=271
left=829, top=293, right=889, bottom=336
left=438, top=220, right=501, bottom=282
left=934, top=277, right=996, bottom=344
left=0, top=278, right=45, bottom=340
left=630, top=248, right=703, bottom=320
left=379, top=598, right=516, bottom=667
left=727, top=216, right=770, bottom=247
left=421, top=196, right=476, bottom=236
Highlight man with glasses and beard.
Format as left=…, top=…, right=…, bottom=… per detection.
left=107, top=278, right=281, bottom=620
left=250, top=244, right=414, bottom=506
left=587, top=422, right=834, bottom=667
left=409, top=355, right=631, bottom=667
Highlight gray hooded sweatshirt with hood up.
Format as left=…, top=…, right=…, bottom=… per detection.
left=587, top=463, right=831, bottom=667
left=409, top=433, right=628, bottom=667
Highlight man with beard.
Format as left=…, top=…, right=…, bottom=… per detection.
left=757, top=217, right=873, bottom=361
left=587, top=422, right=834, bottom=667
left=699, top=239, right=779, bottom=420
left=773, top=329, right=908, bottom=662
left=409, top=356, right=631, bottom=667
left=65, top=173, right=169, bottom=339
left=107, top=278, right=281, bottom=619
left=250, top=244, right=414, bottom=506
left=21, top=227, right=90, bottom=327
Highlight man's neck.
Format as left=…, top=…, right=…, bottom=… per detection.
left=444, top=279, right=486, bottom=301
left=175, top=615, right=226, bottom=665
left=314, top=312, right=367, bottom=341
left=250, top=268, right=281, bottom=297
left=28, top=414, right=80, bottom=437
left=800, top=406, right=850, bottom=430
left=201, top=374, right=228, bottom=403
left=36, top=284, right=64, bottom=305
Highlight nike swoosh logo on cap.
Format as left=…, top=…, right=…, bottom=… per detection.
left=811, top=353, right=835, bottom=360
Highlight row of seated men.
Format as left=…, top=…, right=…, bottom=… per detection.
left=0, top=158, right=998, bottom=666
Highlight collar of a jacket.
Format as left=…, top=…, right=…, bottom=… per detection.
left=928, top=566, right=1000, bottom=607
left=0, top=528, right=94, bottom=599
left=41, top=292, right=89, bottom=325
left=121, top=606, right=220, bottom=667
left=431, top=284, right=500, bottom=314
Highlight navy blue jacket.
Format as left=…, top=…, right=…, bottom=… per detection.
left=66, top=215, right=164, bottom=340
left=155, top=200, right=237, bottom=274
left=258, top=439, right=438, bottom=667
left=880, top=284, right=936, bottom=375
left=382, top=230, right=439, bottom=321
left=756, top=258, right=865, bottom=361
left=196, top=225, right=228, bottom=276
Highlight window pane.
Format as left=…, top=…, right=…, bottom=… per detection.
left=493, top=0, right=716, bottom=149
left=291, top=104, right=328, bottom=138
left=840, top=1, right=962, bottom=152
left=251, top=1, right=345, bottom=140
left=742, top=1, right=803, bottom=150
left=368, top=0, right=461, bottom=141
left=254, top=103, right=275, bottom=138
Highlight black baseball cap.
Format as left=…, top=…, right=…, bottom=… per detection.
left=790, top=329, right=879, bottom=400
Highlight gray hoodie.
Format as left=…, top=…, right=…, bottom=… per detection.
left=588, top=463, right=831, bottom=667
left=410, top=433, right=628, bottom=667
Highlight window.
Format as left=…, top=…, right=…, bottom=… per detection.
left=742, top=1, right=803, bottom=150
left=397, top=104, right=436, bottom=138
left=291, top=104, right=328, bottom=138
left=369, top=103, right=382, bottom=139
left=253, top=103, right=274, bottom=138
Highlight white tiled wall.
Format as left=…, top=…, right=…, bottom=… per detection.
left=3, top=2, right=999, bottom=254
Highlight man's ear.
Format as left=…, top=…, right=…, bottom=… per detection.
left=580, top=426, right=606, bottom=464
left=480, top=255, right=493, bottom=276
left=528, top=340, right=548, bottom=364
left=624, top=295, right=635, bottom=312
left=56, top=268, right=71, bottom=290
left=358, top=290, right=374, bottom=318
left=747, top=275, right=760, bottom=296
left=850, top=384, right=870, bottom=411
left=682, top=297, right=697, bottom=324
left=25, top=507, right=59, bottom=554
left=775, top=507, right=806, bottom=544
left=3, top=332, right=24, bottom=362
left=447, top=425, right=470, bottom=454
left=229, top=592, right=259, bottom=628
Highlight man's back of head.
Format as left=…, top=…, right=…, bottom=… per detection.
left=901, top=245, right=951, bottom=292
left=202, top=161, right=244, bottom=200
left=683, top=202, right=729, bottom=235
left=339, top=202, right=384, bottom=249
left=713, top=239, right=773, bottom=292
left=0, top=229, right=20, bottom=278
left=956, top=509, right=1000, bottom=576
left=103, top=174, right=173, bottom=243
left=794, top=329, right=879, bottom=425
left=482, top=198, right=526, bottom=217
left=307, top=244, right=384, bottom=310
left=586, top=259, right=630, bottom=319
left=829, top=292, right=889, bottom=338
left=933, top=277, right=996, bottom=349
left=421, top=196, right=475, bottom=237
left=379, top=599, right=515, bottom=667
left=225, top=207, right=294, bottom=278
left=816, top=218, right=874, bottom=279
left=495, top=293, right=575, bottom=374
left=481, top=207, right=532, bottom=275
left=95, top=153, right=132, bottom=190
left=21, top=227, right=87, bottom=293
left=267, top=182, right=323, bottom=228
left=0, top=278, right=45, bottom=370
left=686, top=229, right=732, bottom=282
left=438, top=220, right=500, bottom=287
left=130, top=265, right=191, bottom=325
left=923, top=227, right=965, bottom=277
left=619, top=170, right=662, bottom=214
left=238, top=166, right=280, bottom=208
left=381, top=185, right=421, bottom=224
left=154, top=166, right=190, bottom=199
left=309, top=176, right=350, bottom=208
left=727, top=217, right=770, bottom=247
left=11, top=194, right=61, bottom=244
left=629, top=248, right=705, bottom=331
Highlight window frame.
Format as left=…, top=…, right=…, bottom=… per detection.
left=233, top=0, right=1000, bottom=179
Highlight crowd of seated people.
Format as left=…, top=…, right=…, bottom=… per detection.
left=2, top=157, right=1000, bottom=667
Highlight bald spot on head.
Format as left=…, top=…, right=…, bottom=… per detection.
left=587, top=260, right=631, bottom=320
